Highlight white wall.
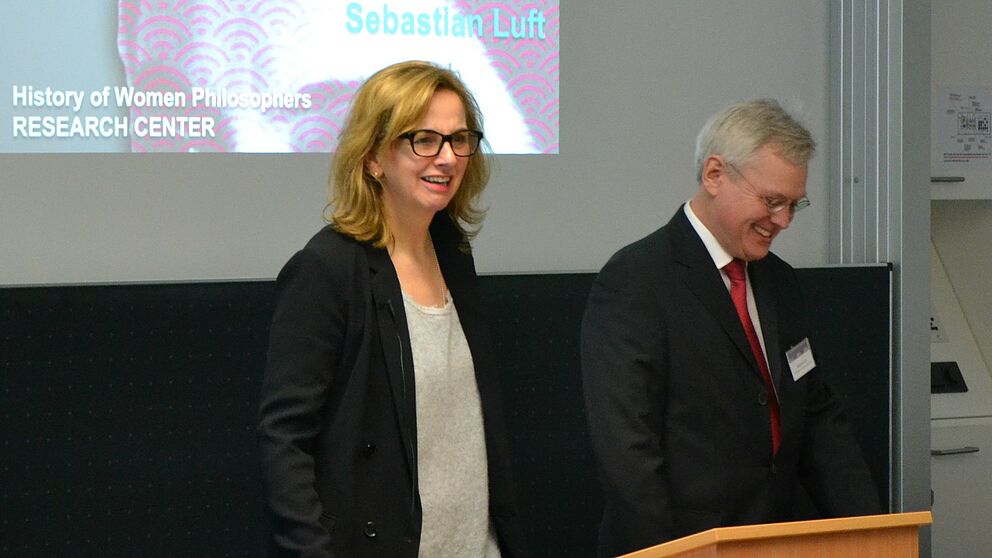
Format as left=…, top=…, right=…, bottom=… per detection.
left=931, top=200, right=992, bottom=378
left=1, top=1, right=832, bottom=284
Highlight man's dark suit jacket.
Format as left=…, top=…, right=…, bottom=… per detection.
left=257, top=213, right=529, bottom=557
left=581, top=208, right=880, bottom=557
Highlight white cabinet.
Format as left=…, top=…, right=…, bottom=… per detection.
left=930, top=241, right=992, bottom=557
left=931, top=418, right=992, bottom=558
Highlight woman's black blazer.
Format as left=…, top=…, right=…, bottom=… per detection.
left=258, top=213, right=529, bottom=557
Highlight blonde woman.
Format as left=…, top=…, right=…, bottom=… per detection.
left=258, top=61, right=528, bottom=558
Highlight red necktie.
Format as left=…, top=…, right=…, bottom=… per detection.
left=724, top=259, right=781, bottom=454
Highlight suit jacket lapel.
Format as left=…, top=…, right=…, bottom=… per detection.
left=429, top=217, right=498, bottom=407
left=750, top=260, right=784, bottom=396
left=365, top=245, right=418, bottom=482
left=669, top=209, right=762, bottom=375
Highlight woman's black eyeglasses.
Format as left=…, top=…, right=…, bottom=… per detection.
left=398, top=129, right=483, bottom=157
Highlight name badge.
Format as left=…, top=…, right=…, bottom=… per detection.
left=786, top=337, right=816, bottom=381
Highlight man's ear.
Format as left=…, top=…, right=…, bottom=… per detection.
left=700, top=155, right=727, bottom=196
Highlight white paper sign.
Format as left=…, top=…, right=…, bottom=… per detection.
left=935, top=87, right=992, bottom=169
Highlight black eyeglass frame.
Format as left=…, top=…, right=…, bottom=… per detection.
left=397, top=129, right=484, bottom=158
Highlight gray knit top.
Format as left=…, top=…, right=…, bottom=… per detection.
left=403, top=291, right=501, bottom=558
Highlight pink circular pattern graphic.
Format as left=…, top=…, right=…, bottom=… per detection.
left=117, top=0, right=559, bottom=153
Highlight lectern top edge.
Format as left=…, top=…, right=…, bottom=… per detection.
left=620, top=511, right=933, bottom=558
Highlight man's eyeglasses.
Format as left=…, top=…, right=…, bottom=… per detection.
left=726, top=161, right=810, bottom=215
left=398, top=129, right=483, bottom=158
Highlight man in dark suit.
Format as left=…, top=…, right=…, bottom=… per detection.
left=581, top=99, right=881, bottom=557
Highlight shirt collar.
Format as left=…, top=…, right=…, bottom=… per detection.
left=684, top=200, right=734, bottom=271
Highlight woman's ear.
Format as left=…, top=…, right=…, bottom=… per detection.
left=365, top=158, right=382, bottom=180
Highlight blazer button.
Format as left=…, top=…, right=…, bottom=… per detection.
left=364, top=443, right=376, bottom=457
left=363, top=521, right=377, bottom=538
left=757, top=391, right=769, bottom=406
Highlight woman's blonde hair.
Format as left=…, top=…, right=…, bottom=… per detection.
left=327, top=60, right=490, bottom=248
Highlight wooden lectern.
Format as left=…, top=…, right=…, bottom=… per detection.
left=620, top=512, right=932, bottom=558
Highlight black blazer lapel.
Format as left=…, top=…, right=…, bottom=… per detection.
left=669, top=210, right=762, bottom=375
left=749, top=260, right=784, bottom=397
left=365, top=246, right=419, bottom=486
left=429, top=217, right=500, bottom=419
left=429, top=214, right=483, bottom=360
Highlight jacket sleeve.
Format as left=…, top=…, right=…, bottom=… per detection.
left=257, top=246, right=349, bottom=558
left=797, top=368, right=883, bottom=517
left=581, top=258, right=674, bottom=557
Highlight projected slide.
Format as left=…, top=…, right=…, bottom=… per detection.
left=4, top=0, right=559, bottom=154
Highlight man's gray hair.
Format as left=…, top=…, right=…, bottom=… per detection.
left=694, top=99, right=816, bottom=182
